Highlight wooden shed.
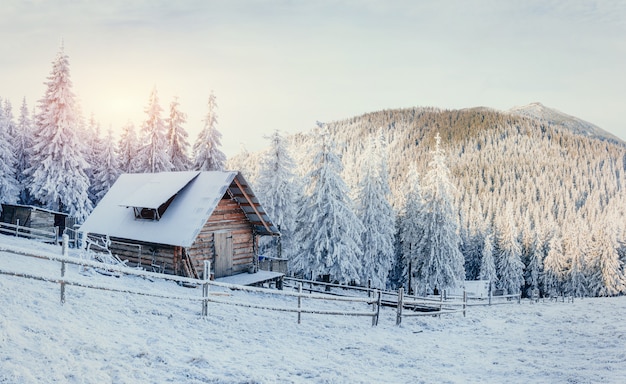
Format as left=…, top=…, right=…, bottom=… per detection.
left=0, top=204, right=69, bottom=242
left=79, top=171, right=280, bottom=279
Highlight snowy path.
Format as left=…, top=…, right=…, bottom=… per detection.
left=1, top=236, right=625, bottom=383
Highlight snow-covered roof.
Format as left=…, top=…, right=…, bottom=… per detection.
left=80, top=171, right=279, bottom=247
left=118, top=171, right=200, bottom=209
left=0, top=203, right=68, bottom=217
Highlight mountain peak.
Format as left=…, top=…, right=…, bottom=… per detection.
left=508, top=102, right=621, bottom=143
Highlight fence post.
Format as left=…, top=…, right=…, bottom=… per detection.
left=202, top=260, right=211, bottom=317
left=396, top=287, right=404, bottom=326
left=372, top=290, right=381, bottom=327
left=15, top=219, right=19, bottom=237
left=60, top=260, right=66, bottom=304
left=517, top=292, right=521, bottom=305
left=488, top=282, right=492, bottom=306
left=297, top=282, right=302, bottom=324
left=440, top=291, right=444, bottom=312
left=62, top=234, right=69, bottom=256
left=463, top=290, right=467, bottom=318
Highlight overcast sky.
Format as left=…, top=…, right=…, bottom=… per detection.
left=1, top=0, right=625, bottom=156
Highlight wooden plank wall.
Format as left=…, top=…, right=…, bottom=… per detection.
left=107, top=237, right=178, bottom=275
left=187, top=195, right=255, bottom=278
left=30, top=210, right=55, bottom=230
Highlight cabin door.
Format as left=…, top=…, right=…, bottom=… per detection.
left=213, top=231, right=233, bottom=278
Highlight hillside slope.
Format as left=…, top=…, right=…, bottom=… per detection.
left=1, top=235, right=626, bottom=383
left=229, top=104, right=626, bottom=288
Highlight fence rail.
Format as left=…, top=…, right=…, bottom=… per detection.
left=1, top=237, right=524, bottom=327
left=0, top=221, right=59, bottom=244
left=0, top=238, right=381, bottom=326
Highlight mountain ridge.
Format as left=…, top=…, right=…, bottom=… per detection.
left=507, top=102, right=621, bottom=144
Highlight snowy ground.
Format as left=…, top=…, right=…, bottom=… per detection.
left=1, top=235, right=625, bottom=383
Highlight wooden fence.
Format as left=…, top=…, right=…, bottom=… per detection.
left=283, top=277, right=470, bottom=325
left=283, top=277, right=522, bottom=325
left=0, top=237, right=381, bottom=326
left=0, top=221, right=59, bottom=244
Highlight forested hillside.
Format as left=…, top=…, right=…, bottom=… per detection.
left=229, top=105, right=626, bottom=297
left=3, top=48, right=623, bottom=297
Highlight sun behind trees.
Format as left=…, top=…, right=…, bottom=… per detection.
left=0, top=45, right=228, bottom=220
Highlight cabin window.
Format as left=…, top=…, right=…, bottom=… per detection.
left=132, top=195, right=176, bottom=221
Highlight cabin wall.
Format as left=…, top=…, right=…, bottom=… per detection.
left=30, top=210, right=56, bottom=230
left=107, top=237, right=179, bottom=275
left=187, top=195, right=256, bottom=278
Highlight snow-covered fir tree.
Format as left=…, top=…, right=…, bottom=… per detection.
left=587, top=226, right=626, bottom=297
left=166, top=97, right=192, bottom=171
left=255, top=130, right=300, bottom=263
left=523, top=232, right=543, bottom=300
left=292, top=127, right=363, bottom=284
left=388, top=211, right=407, bottom=290
left=193, top=91, right=226, bottom=171
left=91, top=129, right=120, bottom=203
left=543, top=233, right=566, bottom=297
left=85, top=115, right=104, bottom=204
left=562, top=216, right=588, bottom=298
left=26, top=46, right=92, bottom=221
left=479, top=230, right=498, bottom=290
left=0, top=101, right=19, bottom=206
left=3, top=99, right=16, bottom=138
left=414, top=133, right=465, bottom=294
left=460, top=199, right=485, bottom=280
left=136, top=87, right=173, bottom=173
left=399, top=167, right=424, bottom=294
left=13, top=98, right=33, bottom=204
left=495, top=204, right=525, bottom=294
left=117, top=121, right=140, bottom=173
left=357, top=133, right=395, bottom=289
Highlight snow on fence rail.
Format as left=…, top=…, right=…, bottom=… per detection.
left=0, top=221, right=59, bottom=244
left=0, top=237, right=382, bottom=326
left=283, top=277, right=471, bottom=325
left=283, top=277, right=523, bottom=325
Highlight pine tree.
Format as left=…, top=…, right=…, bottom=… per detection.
left=136, top=87, right=173, bottom=173
left=0, top=101, right=19, bottom=206
left=524, top=233, right=543, bottom=300
left=91, top=129, right=120, bottom=203
left=193, top=91, right=226, bottom=171
left=166, top=97, right=192, bottom=171
left=255, top=130, right=300, bottom=264
left=460, top=199, right=485, bottom=280
left=357, top=133, right=395, bottom=289
left=399, top=167, right=424, bottom=294
left=414, top=133, right=465, bottom=294
left=562, top=218, right=588, bottom=298
left=85, top=116, right=104, bottom=204
left=3, top=99, right=16, bottom=137
left=292, top=127, right=363, bottom=284
left=495, top=204, right=525, bottom=294
left=388, top=211, right=407, bottom=291
left=587, top=227, right=626, bottom=297
left=26, top=46, right=92, bottom=221
left=14, top=98, right=33, bottom=204
left=479, top=230, right=498, bottom=289
left=543, top=233, right=566, bottom=297
left=117, top=121, right=140, bottom=173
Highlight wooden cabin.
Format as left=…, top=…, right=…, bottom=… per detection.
left=79, top=171, right=280, bottom=279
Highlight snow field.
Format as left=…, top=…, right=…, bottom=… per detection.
left=1, top=237, right=626, bottom=383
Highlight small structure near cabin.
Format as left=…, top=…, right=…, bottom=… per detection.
left=0, top=204, right=70, bottom=243
left=79, top=171, right=281, bottom=282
